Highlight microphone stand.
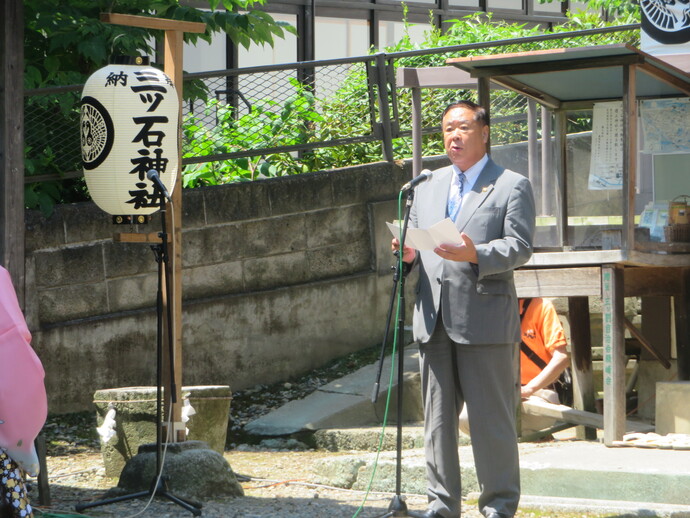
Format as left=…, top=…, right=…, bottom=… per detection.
left=76, top=186, right=202, bottom=516
left=371, top=188, right=425, bottom=518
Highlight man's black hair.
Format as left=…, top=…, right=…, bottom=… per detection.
left=441, top=100, right=488, bottom=126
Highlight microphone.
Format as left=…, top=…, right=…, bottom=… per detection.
left=401, top=169, right=433, bottom=192
left=147, top=169, right=173, bottom=203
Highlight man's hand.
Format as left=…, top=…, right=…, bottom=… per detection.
left=434, top=232, right=478, bottom=263
left=521, top=385, right=536, bottom=399
left=391, top=238, right=416, bottom=263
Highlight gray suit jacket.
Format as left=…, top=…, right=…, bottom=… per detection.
left=410, top=159, right=535, bottom=345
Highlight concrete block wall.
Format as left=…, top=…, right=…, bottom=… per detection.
left=26, top=132, right=661, bottom=416
left=25, top=158, right=453, bottom=413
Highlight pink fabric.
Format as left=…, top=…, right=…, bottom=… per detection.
left=0, top=267, right=47, bottom=475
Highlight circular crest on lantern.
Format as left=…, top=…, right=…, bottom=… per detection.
left=641, top=0, right=690, bottom=45
left=80, top=57, right=179, bottom=216
left=81, top=96, right=114, bottom=170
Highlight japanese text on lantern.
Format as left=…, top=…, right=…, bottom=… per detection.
left=106, top=69, right=174, bottom=209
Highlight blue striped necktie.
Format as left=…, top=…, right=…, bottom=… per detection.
left=448, top=172, right=466, bottom=222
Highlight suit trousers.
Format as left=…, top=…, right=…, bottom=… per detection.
left=419, top=316, right=521, bottom=518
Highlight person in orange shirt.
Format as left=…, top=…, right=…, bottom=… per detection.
left=518, top=297, right=571, bottom=402
left=460, top=297, right=571, bottom=436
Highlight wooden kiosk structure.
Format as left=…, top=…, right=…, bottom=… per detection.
left=400, top=44, right=690, bottom=445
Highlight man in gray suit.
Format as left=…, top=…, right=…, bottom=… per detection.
left=393, top=100, right=535, bottom=518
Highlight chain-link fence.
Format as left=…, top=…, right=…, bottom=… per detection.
left=25, top=85, right=82, bottom=181
left=24, top=24, right=640, bottom=191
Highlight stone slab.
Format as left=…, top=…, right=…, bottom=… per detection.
left=312, top=437, right=690, bottom=507
left=244, top=345, right=423, bottom=436
left=656, top=381, right=690, bottom=435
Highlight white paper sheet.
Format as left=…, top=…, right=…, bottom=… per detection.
left=386, top=218, right=463, bottom=250
left=588, top=101, right=623, bottom=190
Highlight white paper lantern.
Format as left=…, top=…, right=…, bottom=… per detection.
left=81, top=57, right=179, bottom=215
left=641, top=0, right=690, bottom=54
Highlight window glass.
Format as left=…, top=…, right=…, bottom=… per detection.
left=534, top=0, right=563, bottom=13
left=238, top=13, right=298, bottom=66
left=448, top=0, right=481, bottom=6
left=486, top=0, right=523, bottom=10
left=183, top=10, right=226, bottom=72
left=315, top=17, right=370, bottom=59
left=569, top=1, right=592, bottom=14
left=378, top=20, right=432, bottom=49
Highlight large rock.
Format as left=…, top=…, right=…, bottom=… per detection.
left=114, top=440, right=243, bottom=500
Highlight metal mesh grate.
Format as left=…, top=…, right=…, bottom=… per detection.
left=24, top=26, right=641, bottom=187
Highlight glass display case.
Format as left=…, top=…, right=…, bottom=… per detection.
left=447, top=44, right=690, bottom=267
left=399, top=44, right=690, bottom=444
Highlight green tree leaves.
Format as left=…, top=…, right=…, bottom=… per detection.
left=23, top=0, right=294, bottom=213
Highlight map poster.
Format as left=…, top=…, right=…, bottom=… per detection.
left=640, top=98, right=690, bottom=153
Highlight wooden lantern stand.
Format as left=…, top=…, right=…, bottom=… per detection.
left=75, top=13, right=208, bottom=517
left=104, top=12, right=205, bottom=443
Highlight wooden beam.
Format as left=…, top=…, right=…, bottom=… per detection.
left=113, top=232, right=163, bottom=244
left=396, top=66, right=476, bottom=89
left=637, top=62, right=690, bottom=97
left=623, top=267, right=684, bottom=297
left=488, top=76, right=561, bottom=110
left=522, top=398, right=653, bottom=433
left=449, top=52, right=641, bottom=79
left=515, top=266, right=688, bottom=299
left=100, top=13, right=205, bottom=33
left=515, top=267, right=601, bottom=297
left=0, top=0, right=25, bottom=301
left=624, top=317, right=671, bottom=369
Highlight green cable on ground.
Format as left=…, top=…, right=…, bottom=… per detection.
left=350, top=190, right=407, bottom=518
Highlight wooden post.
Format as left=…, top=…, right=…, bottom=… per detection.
left=568, top=296, right=596, bottom=440
left=411, top=88, right=422, bottom=175
left=527, top=99, right=538, bottom=194
left=162, top=26, right=185, bottom=441
left=554, top=110, right=567, bottom=248
left=101, top=13, right=205, bottom=441
left=602, top=264, right=626, bottom=445
left=0, top=0, right=25, bottom=300
left=478, top=77, right=491, bottom=151
left=674, top=268, right=690, bottom=381
left=540, top=106, right=553, bottom=217
left=622, top=64, right=637, bottom=251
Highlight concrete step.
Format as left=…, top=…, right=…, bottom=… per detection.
left=245, top=345, right=423, bottom=436
left=311, top=431, right=690, bottom=508
left=517, top=495, right=690, bottom=517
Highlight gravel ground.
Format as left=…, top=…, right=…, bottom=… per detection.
left=37, top=448, right=619, bottom=518
left=38, top=448, right=433, bottom=518
left=31, top=345, right=617, bottom=518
